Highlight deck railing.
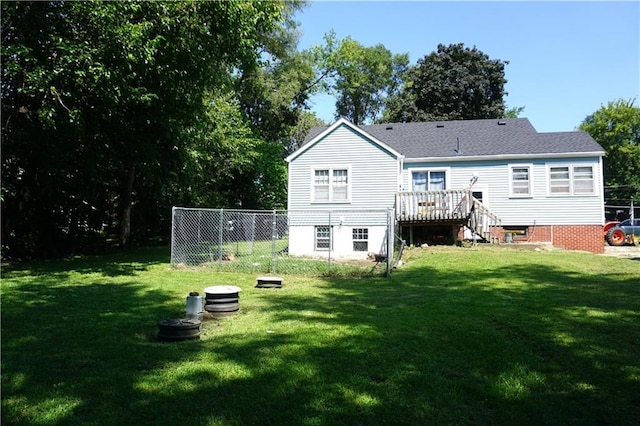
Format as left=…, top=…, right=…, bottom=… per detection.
left=468, top=198, right=501, bottom=242
left=396, top=190, right=502, bottom=242
left=395, top=190, right=472, bottom=222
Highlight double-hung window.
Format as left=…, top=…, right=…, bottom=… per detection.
left=549, top=165, right=595, bottom=195
left=549, top=166, right=570, bottom=194
left=313, top=167, right=350, bottom=202
left=313, top=170, right=330, bottom=201
left=573, top=166, right=595, bottom=194
left=332, top=169, right=349, bottom=201
left=510, top=165, right=532, bottom=197
left=412, top=170, right=448, bottom=191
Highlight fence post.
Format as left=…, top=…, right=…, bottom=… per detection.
left=251, top=213, right=256, bottom=254
left=328, top=210, right=332, bottom=274
left=171, top=207, right=176, bottom=265
left=271, top=210, right=277, bottom=274
left=386, top=208, right=394, bottom=277
left=218, top=209, right=224, bottom=262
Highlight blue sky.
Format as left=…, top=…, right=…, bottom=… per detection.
left=294, top=1, right=639, bottom=132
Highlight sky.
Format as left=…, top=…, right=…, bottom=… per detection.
left=293, top=1, right=640, bottom=133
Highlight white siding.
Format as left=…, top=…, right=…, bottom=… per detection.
left=402, top=156, right=604, bottom=225
left=289, top=225, right=387, bottom=259
left=288, top=125, right=399, bottom=211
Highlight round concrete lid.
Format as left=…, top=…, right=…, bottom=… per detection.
left=204, top=285, right=242, bottom=294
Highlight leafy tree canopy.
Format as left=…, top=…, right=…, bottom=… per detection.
left=1, top=0, right=303, bottom=258
left=383, top=43, right=508, bottom=122
left=579, top=99, right=640, bottom=205
left=310, top=31, right=409, bottom=125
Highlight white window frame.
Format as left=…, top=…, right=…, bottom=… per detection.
left=311, top=165, right=352, bottom=203
left=352, top=228, right=369, bottom=252
left=315, top=225, right=332, bottom=251
left=409, top=167, right=451, bottom=191
left=509, top=164, right=533, bottom=197
left=548, top=164, right=596, bottom=196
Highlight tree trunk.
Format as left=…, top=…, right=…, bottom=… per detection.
left=119, top=163, right=135, bottom=248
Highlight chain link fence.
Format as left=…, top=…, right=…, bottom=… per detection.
left=171, top=207, right=395, bottom=276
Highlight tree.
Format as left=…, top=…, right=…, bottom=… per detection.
left=288, top=111, right=326, bottom=155
left=384, top=43, right=508, bottom=122
left=1, top=0, right=300, bottom=258
left=504, top=105, right=526, bottom=118
left=579, top=99, right=640, bottom=207
left=311, top=32, right=409, bottom=125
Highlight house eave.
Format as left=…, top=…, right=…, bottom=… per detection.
left=403, top=151, right=605, bottom=163
left=285, top=118, right=403, bottom=163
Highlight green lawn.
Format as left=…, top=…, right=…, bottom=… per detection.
left=2, top=245, right=639, bottom=425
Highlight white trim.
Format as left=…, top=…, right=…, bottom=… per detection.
left=310, top=165, right=352, bottom=204
left=398, top=156, right=405, bottom=191
left=404, top=151, right=604, bottom=163
left=546, top=163, right=597, bottom=197
left=470, top=185, right=489, bottom=206
left=314, top=225, right=332, bottom=251
left=598, top=156, right=605, bottom=224
left=509, top=164, right=533, bottom=198
left=547, top=164, right=571, bottom=196
left=286, top=118, right=403, bottom=163
left=352, top=227, right=369, bottom=252
left=407, top=167, right=451, bottom=191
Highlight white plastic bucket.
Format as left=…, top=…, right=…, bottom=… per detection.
left=185, top=295, right=204, bottom=320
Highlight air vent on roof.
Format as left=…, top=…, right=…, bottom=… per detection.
left=454, top=137, right=461, bottom=155
left=497, top=121, right=506, bottom=125
left=385, top=125, right=393, bottom=130
left=436, top=123, right=444, bottom=128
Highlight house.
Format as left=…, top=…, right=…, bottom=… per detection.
left=285, top=117, right=606, bottom=257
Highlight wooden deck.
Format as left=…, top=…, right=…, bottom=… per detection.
left=396, top=190, right=471, bottom=222
left=395, top=190, right=501, bottom=242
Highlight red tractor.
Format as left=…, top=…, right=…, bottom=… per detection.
left=604, top=219, right=640, bottom=246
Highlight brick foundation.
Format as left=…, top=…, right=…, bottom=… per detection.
left=496, top=224, right=604, bottom=254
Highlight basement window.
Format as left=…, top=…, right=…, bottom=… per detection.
left=315, top=225, right=332, bottom=251
left=352, top=228, right=369, bottom=252
left=503, top=226, right=528, bottom=236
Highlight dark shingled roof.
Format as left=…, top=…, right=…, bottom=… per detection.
left=302, top=118, right=603, bottom=158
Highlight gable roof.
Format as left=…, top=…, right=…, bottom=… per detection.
left=285, top=118, right=402, bottom=162
left=297, top=118, right=604, bottom=161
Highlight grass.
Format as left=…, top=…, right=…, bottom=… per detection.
left=1, top=245, right=639, bottom=425
left=173, top=238, right=386, bottom=277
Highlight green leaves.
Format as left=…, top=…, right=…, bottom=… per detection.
left=580, top=99, right=640, bottom=204
left=311, top=32, right=409, bottom=125
left=385, top=43, right=508, bottom=122
left=1, top=0, right=303, bottom=258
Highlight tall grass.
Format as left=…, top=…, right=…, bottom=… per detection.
left=2, top=245, right=639, bottom=425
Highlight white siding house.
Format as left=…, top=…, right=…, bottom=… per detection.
left=286, top=118, right=606, bottom=255
left=286, top=119, right=401, bottom=258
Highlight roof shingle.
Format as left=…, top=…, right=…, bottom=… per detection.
left=302, top=118, right=603, bottom=158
